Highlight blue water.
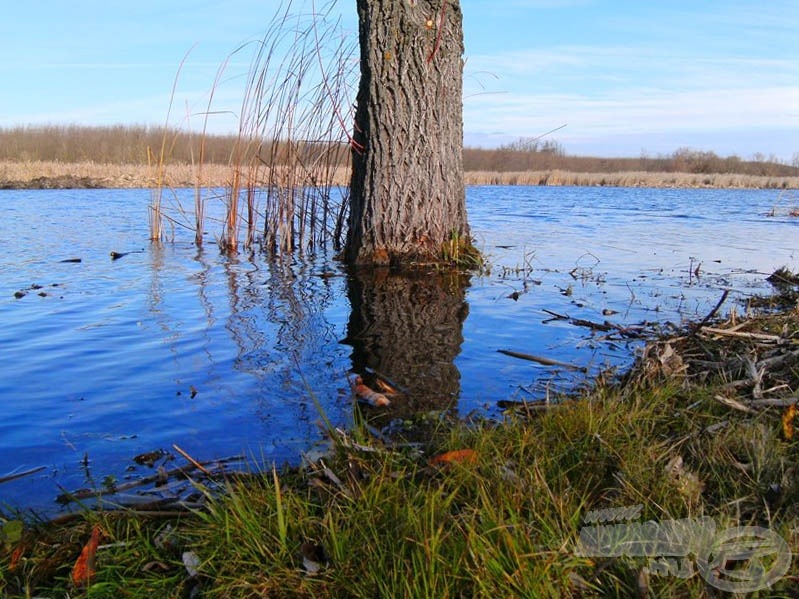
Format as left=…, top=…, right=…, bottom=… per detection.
left=0, top=185, right=796, bottom=515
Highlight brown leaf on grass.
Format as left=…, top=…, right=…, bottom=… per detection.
left=428, top=449, right=478, bottom=467
left=71, top=525, right=104, bottom=587
left=8, top=544, right=25, bottom=571
left=782, top=404, right=797, bottom=440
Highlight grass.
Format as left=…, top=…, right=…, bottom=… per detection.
left=4, top=305, right=799, bottom=596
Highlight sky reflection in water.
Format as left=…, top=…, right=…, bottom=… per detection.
left=0, top=185, right=796, bottom=514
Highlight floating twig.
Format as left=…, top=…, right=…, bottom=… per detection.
left=497, top=349, right=587, bottom=372
left=55, top=455, right=245, bottom=505
left=542, top=308, right=568, bottom=320
left=0, top=465, right=46, bottom=485
left=570, top=318, right=614, bottom=332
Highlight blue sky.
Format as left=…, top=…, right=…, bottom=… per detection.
left=1, top=0, right=797, bottom=160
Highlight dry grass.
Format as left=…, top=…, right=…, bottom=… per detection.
left=3, top=161, right=796, bottom=190
left=0, top=160, right=351, bottom=189
left=0, top=160, right=220, bottom=188
left=465, top=169, right=799, bottom=189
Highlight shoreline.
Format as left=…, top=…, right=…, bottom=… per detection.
left=3, top=299, right=799, bottom=595
left=1, top=160, right=797, bottom=190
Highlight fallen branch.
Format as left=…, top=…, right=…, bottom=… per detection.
left=700, top=327, right=782, bottom=343
left=757, top=349, right=799, bottom=369
left=748, top=397, right=799, bottom=408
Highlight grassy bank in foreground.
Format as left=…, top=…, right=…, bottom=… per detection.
left=3, top=299, right=799, bottom=597
left=2, top=160, right=798, bottom=190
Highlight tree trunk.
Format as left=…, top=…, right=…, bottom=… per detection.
left=346, top=0, right=470, bottom=266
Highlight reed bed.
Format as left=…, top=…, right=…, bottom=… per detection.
left=4, top=161, right=797, bottom=191
left=4, top=126, right=796, bottom=181
left=142, top=0, right=359, bottom=253
left=0, top=160, right=235, bottom=188
left=465, top=169, right=799, bottom=189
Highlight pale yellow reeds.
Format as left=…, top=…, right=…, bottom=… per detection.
left=0, top=160, right=228, bottom=188
left=3, top=161, right=797, bottom=190
left=464, top=169, right=799, bottom=189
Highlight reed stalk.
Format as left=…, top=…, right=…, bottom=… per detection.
left=188, top=0, right=357, bottom=255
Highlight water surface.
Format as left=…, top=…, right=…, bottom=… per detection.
left=0, top=185, right=795, bottom=514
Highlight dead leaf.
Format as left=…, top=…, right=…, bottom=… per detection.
left=71, top=525, right=104, bottom=587
left=665, top=455, right=703, bottom=503
left=428, top=449, right=478, bottom=467
left=657, top=342, right=685, bottom=377
left=142, top=560, right=171, bottom=572
left=373, top=377, right=399, bottom=395
left=783, top=404, right=797, bottom=440
left=353, top=376, right=390, bottom=407
left=9, top=544, right=25, bottom=571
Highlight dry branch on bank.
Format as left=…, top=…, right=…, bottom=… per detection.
left=632, top=306, right=799, bottom=414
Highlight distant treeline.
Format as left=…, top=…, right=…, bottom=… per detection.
left=1, top=124, right=797, bottom=178
left=0, top=124, right=259, bottom=165
left=464, top=137, right=799, bottom=178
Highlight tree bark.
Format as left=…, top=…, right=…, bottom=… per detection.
left=346, top=0, right=469, bottom=266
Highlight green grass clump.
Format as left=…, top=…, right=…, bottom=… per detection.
left=3, top=360, right=799, bottom=596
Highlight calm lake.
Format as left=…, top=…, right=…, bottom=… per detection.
left=1, top=185, right=796, bottom=515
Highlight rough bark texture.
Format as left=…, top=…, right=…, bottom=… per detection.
left=346, top=0, right=469, bottom=265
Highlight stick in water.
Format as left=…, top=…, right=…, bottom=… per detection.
left=497, top=349, right=587, bottom=372
left=172, top=444, right=212, bottom=476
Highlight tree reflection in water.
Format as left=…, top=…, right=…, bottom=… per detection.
left=344, top=267, right=470, bottom=415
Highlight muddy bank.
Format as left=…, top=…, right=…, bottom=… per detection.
left=0, top=174, right=106, bottom=190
